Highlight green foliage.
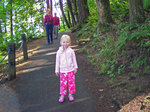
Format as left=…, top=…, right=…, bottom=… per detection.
left=110, top=0, right=129, bottom=21
left=116, top=23, right=150, bottom=49
left=117, top=65, right=125, bottom=75
left=0, top=0, right=45, bottom=45
left=143, top=0, right=150, bottom=10
left=83, top=21, right=150, bottom=80
left=0, top=0, right=45, bottom=65
left=130, top=56, right=147, bottom=68
left=99, top=37, right=115, bottom=58
left=79, top=46, right=88, bottom=54
left=59, top=29, right=66, bottom=33
left=71, top=0, right=150, bottom=82
left=88, top=0, right=97, bottom=15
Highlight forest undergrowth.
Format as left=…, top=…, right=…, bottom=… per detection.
left=72, top=12, right=150, bottom=111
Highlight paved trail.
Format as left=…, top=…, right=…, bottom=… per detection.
left=0, top=32, right=98, bottom=112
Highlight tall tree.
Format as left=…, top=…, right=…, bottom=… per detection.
left=0, top=0, right=1, bottom=34
left=50, top=0, right=52, bottom=14
left=72, top=0, right=78, bottom=22
left=10, top=0, right=13, bottom=36
left=67, top=10, right=71, bottom=26
left=129, top=0, right=145, bottom=23
left=61, top=17, right=66, bottom=29
left=78, top=0, right=89, bottom=23
left=2, top=0, right=7, bottom=33
left=59, top=0, right=70, bottom=28
left=96, top=0, right=113, bottom=29
left=47, top=0, right=49, bottom=9
left=40, top=1, right=44, bottom=29
left=67, top=0, right=76, bottom=25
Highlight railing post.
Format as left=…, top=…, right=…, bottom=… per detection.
left=22, top=34, right=28, bottom=60
left=8, top=43, right=16, bottom=81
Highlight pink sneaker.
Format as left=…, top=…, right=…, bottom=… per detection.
left=68, top=95, right=74, bottom=101
left=59, top=95, right=64, bottom=103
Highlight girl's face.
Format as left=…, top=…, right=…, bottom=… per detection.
left=61, top=38, right=70, bottom=49
left=47, top=9, right=51, bottom=15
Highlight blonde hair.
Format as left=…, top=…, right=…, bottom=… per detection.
left=60, top=35, right=71, bottom=45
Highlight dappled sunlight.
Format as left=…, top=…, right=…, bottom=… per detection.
left=16, top=59, right=54, bottom=75
left=33, top=59, right=54, bottom=65
left=118, top=93, right=150, bottom=112
left=44, top=45, right=79, bottom=56
left=45, top=51, right=57, bottom=56
left=16, top=46, right=56, bottom=63
left=16, top=61, right=31, bottom=68
left=27, top=47, right=40, bottom=53
left=37, top=47, right=56, bottom=53
left=71, top=45, right=79, bottom=52
left=70, top=45, right=78, bottom=48
left=16, top=66, right=43, bottom=75
left=74, top=48, right=79, bottom=52
left=16, top=47, right=40, bottom=58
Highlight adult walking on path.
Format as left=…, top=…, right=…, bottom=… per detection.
left=53, top=13, right=60, bottom=39
left=0, top=31, right=98, bottom=112
left=44, top=8, right=54, bottom=44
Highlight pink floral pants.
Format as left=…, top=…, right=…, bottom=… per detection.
left=60, top=71, right=75, bottom=95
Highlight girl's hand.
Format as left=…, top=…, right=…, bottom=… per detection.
left=74, top=69, right=77, bottom=74
left=56, top=73, right=59, bottom=76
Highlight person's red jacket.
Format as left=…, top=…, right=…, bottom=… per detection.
left=44, top=14, right=53, bottom=25
left=53, top=16, right=60, bottom=26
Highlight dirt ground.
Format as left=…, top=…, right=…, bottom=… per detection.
left=1, top=32, right=150, bottom=112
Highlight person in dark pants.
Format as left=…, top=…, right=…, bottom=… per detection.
left=44, top=8, right=54, bottom=44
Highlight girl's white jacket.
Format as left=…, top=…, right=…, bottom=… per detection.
left=55, top=46, right=78, bottom=73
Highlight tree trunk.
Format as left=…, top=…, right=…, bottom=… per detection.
left=0, top=0, right=1, bottom=34
left=129, top=0, right=145, bottom=23
left=61, top=17, right=66, bottom=29
left=10, top=0, right=13, bottom=36
left=47, top=0, right=49, bottom=9
left=96, top=0, right=113, bottom=29
left=50, top=0, right=52, bottom=14
left=5, top=25, right=7, bottom=33
left=2, top=0, right=7, bottom=33
left=78, top=0, right=89, bottom=23
left=72, top=0, right=78, bottom=22
left=67, top=10, right=71, bottom=26
left=59, top=0, right=70, bottom=28
left=67, top=0, right=76, bottom=26
left=40, top=0, right=44, bottom=30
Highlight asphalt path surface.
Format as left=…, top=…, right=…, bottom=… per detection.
left=0, top=32, right=98, bottom=112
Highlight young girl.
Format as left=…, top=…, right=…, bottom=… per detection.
left=55, top=35, right=78, bottom=103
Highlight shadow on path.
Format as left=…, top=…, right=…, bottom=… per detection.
left=0, top=31, right=98, bottom=112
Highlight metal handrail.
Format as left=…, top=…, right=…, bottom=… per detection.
left=0, top=63, right=10, bottom=83
left=0, top=41, right=23, bottom=64
left=0, top=49, right=10, bottom=64
left=16, top=41, right=23, bottom=52
left=0, top=49, right=10, bottom=83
